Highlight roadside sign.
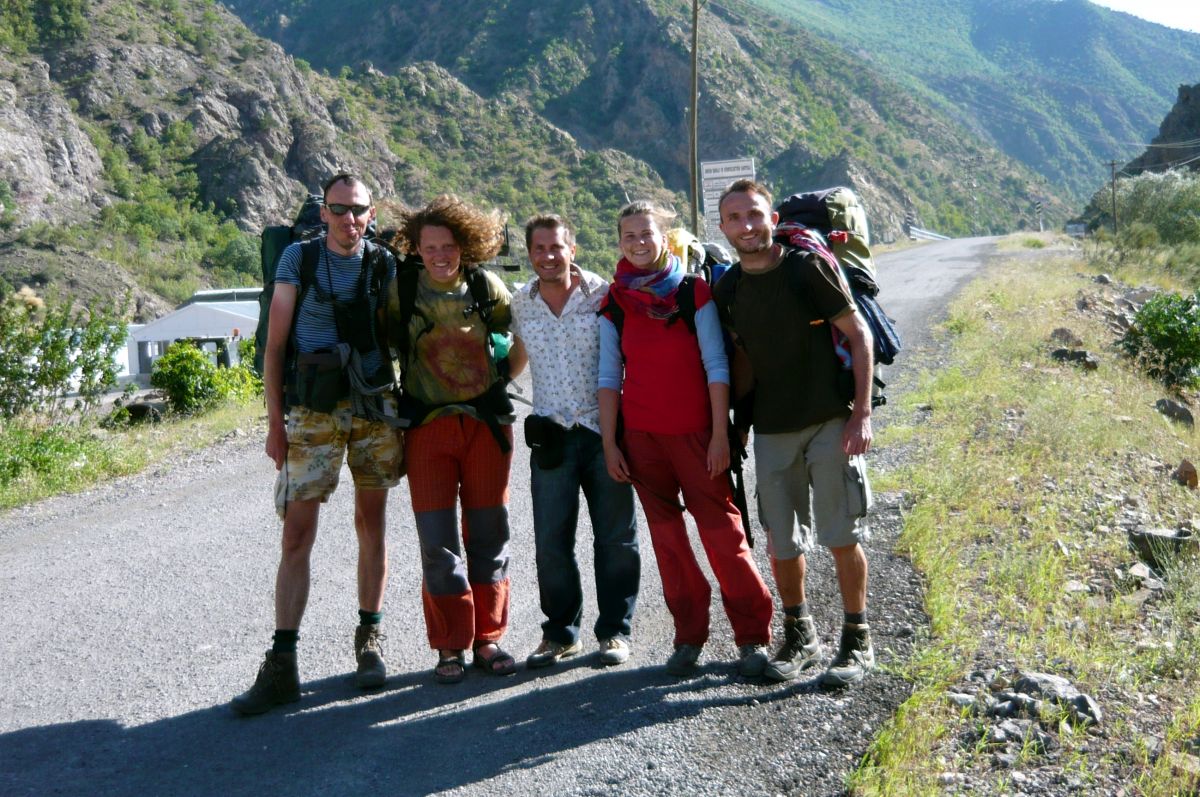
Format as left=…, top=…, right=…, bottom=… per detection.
left=701, top=158, right=755, bottom=241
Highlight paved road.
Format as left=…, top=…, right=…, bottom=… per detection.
left=0, top=237, right=996, bottom=796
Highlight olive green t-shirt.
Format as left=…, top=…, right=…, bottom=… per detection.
left=713, top=247, right=854, bottom=434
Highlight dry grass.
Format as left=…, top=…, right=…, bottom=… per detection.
left=851, top=252, right=1200, bottom=794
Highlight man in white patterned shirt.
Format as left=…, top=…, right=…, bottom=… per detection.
left=509, top=214, right=641, bottom=668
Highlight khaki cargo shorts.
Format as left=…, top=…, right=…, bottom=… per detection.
left=274, top=399, right=404, bottom=519
left=753, top=418, right=872, bottom=558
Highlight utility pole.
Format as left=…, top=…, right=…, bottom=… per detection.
left=1108, top=160, right=1119, bottom=235
left=689, top=0, right=701, bottom=237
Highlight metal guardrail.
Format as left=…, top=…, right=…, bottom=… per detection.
left=908, top=226, right=951, bottom=241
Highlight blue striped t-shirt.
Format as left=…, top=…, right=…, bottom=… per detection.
left=275, top=239, right=396, bottom=373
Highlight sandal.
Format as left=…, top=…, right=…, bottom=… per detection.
left=472, top=642, right=517, bottom=676
left=434, top=651, right=466, bottom=684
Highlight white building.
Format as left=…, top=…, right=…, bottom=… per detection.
left=123, top=289, right=260, bottom=382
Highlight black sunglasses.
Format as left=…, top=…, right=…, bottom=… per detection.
left=325, top=203, right=372, bottom=217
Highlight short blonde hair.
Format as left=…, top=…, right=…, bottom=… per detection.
left=617, top=200, right=676, bottom=237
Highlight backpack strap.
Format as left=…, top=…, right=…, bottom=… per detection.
left=596, top=292, right=625, bottom=335
left=282, top=239, right=325, bottom=408
left=391, top=259, right=422, bottom=373
left=463, top=266, right=500, bottom=327
left=675, top=275, right=699, bottom=336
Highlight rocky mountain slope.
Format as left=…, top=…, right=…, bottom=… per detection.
left=3, top=0, right=1192, bottom=315
left=223, top=0, right=1052, bottom=238
left=0, top=0, right=674, bottom=313
left=745, top=0, right=1200, bottom=202
left=1124, top=83, right=1200, bottom=175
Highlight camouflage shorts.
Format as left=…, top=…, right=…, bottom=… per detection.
left=274, top=399, right=404, bottom=519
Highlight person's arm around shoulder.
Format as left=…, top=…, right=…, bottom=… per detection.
left=264, top=283, right=297, bottom=470
left=831, top=309, right=874, bottom=456
left=695, top=301, right=730, bottom=479
left=597, top=314, right=630, bottom=483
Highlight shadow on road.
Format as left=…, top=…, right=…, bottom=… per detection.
left=1, top=658, right=817, bottom=796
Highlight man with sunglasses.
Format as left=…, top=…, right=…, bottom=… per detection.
left=232, top=173, right=403, bottom=715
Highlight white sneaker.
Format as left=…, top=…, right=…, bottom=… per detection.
left=598, top=637, right=631, bottom=666
left=526, top=638, right=583, bottom=669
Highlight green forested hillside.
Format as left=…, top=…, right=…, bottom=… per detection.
left=224, top=0, right=1054, bottom=237
left=3, top=0, right=1193, bottom=314
left=0, top=0, right=676, bottom=312
left=746, top=0, right=1200, bottom=201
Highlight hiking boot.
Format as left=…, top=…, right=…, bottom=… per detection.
left=736, top=644, right=771, bottom=677
left=526, top=638, right=583, bottom=669
left=665, top=644, right=703, bottom=676
left=598, top=637, right=631, bottom=666
left=820, top=623, right=875, bottom=687
left=354, top=624, right=387, bottom=688
left=230, top=650, right=300, bottom=716
left=764, top=615, right=823, bottom=682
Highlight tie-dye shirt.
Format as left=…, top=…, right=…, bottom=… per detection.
left=395, top=267, right=512, bottom=423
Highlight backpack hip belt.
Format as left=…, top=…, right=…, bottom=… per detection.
left=295, top=350, right=346, bottom=371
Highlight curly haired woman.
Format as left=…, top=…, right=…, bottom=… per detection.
left=389, top=195, right=525, bottom=684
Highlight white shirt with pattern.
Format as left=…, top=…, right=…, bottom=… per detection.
left=510, top=266, right=608, bottom=435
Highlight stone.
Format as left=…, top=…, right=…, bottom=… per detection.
left=988, top=700, right=1017, bottom=718
left=1071, top=694, right=1104, bottom=726
left=1129, top=527, right=1200, bottom=570
left=947, top=692, right=976, bottom=709
left=1064, top=580, right=1090, bottom=594
left=1172, top=460, right=1198, bottom=489
left=998, top=719, right=1029, bottom=739
left=1030, top=728, right=1059, bottom=754
left=1014, top=672, right=1103, bottom=727
left=1050, top=327, right=1083, bottom=346
left=1128, top=562, right=1154, bottom=581
left=1155, top=399, right=1195, bottom=428
left=1165, top=752, right=1200, bottom=782
left=1050, top=348, right=1099, bottom=369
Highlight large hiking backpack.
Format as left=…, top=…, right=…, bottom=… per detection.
left=253, top=194, right=326, bottom=375
left=719, top=226, right=897, bottom=408
left=776, top=186, right=876, bottom=276
left=253, top=195, right=397, bottom=424
left=774, top=223, right=900, bottom=368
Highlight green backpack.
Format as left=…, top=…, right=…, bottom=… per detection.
left=253, top=194, right=325, bottom=375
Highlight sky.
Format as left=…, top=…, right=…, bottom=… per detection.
left=1089, top=1, right=1200, bottom=34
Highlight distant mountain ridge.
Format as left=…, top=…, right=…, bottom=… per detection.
left=1, top=0, right=1194, bottom=314
left=223, top=0, right=1064, bottom=237
left=744, top=0, right=1200, bottom=202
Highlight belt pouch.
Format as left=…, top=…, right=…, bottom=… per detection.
left=524, top=415, right=566, bottom=469
left=295, top=353, right=348, bottom=413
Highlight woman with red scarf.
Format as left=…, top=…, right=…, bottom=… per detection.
left=597, top=201, right=773, bottom=678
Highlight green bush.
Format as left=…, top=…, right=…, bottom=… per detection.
left=0, top=290, right=127, bottom=420
left=150, top=340, right=261, bottom=413
left=1113, top=170, right=1200, bottom=247
left=236, top=336, right=256, bottom=365
left=1120, top=291, right=1200, bottom=388
left=151, top=341, right=223, bottom=413
left=214, top=362, right=262, bottom=402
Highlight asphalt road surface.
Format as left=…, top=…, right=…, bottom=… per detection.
left=0, top=237, right=997, bottom=797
